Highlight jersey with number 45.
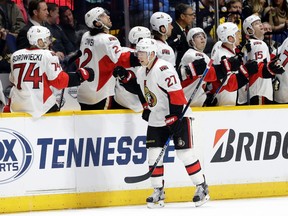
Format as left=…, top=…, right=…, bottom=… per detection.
left=9, top=48, right=69, bottom=117
left=136, top=58, right=193, bottom=127
left=77, top=32, right=132, bottom=105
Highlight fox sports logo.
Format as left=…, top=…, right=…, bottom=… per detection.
left=0, top=128, right=33, bottom=184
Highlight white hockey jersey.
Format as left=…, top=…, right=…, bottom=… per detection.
left=273, top=37, right=288, bottom=103
left=211, top=44, right=238, bottom=106
left=155, top=39, right=176, bottom=67
left=179, top=49, right=210, bottom=106
left=77, top=32, right=131, bottom=105
left=237, top=39, right=273, bottom=104
left=113, top=47, right=143, bottom=112
left=136, top=58, right=193, bottom=127
left=9, top=48, right=68, bottom=118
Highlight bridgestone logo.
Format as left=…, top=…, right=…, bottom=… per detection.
left=211, top=129, right=288, bottom=162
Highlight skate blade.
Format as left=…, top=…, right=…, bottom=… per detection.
left=147, top=200, right=165, bottom=209
left=194, top=194, right=210, bottom=207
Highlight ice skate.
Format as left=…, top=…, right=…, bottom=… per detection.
left=193, top=180, right=210, bottom=207
left=146, top=186, right=165, bottom=208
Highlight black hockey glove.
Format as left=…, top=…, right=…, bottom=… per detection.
left=221, top=56, right=242, bottom=73
left=235, top=40, right=251, bottom=57
left=267, top=57, right=285, bottom=75
left=165, top=115, right=182, bottom=136
left=193, top=58, right=207, bottom=75
left=113, top=66, right=128, bottom=79
left=185, top=58, right=207, bottom=78
left=142, top=103, right=151, bottom=122
left=113, top=66, right=135, bottom=84
left=76, top=67, right=94, bottom=82
left=239, top=60, right=258, bottom=77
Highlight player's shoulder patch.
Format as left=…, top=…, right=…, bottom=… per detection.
left=159, top=65, right=169, bottom=71
left=50, top=51, right=57, bottom=56
left=195, top=52, right=204, bottom=58
left=162, top=49, right=171, bottom=55
left=108, top=36, right=117, bottom=41
left=253, top=41, right=263, bottom=46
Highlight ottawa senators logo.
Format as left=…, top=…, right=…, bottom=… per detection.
left=144, top=85, right=157, bottom=107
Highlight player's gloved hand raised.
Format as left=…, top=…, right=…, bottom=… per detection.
left=268, top=57, right=285, bottom=75
left=221, top=56, right=242, bottom=72
left=239, top=60, right=258, bottom=77
left=113, top=66, right=129, bottom=80
left=185, top=58, right=207, bottom=78
left=165, top=114, right=182, bottom=136
left=76, top=67, right=94, bottom=82
left=193, top=58, right=207, bottom=75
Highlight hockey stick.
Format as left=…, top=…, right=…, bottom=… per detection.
left=57, top=50, right=82, bottom=111
left=124, top=59, right=214, bottom=184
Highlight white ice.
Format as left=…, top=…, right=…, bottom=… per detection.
left=2, top=196, right=287, bottom=216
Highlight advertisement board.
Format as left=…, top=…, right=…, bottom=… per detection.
left=0, top=106, right=287, bottom=213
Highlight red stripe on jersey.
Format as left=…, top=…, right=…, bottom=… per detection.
left=204, top=66, right=218, bottom=82
left=97, top=52, right=131, bottom=91
left=43, top=74, right=52, bottom=103
left=116, top=52, right=132, bottom=68
left=185, top=117, right=193, bottom=148
left=98, top=55, right=115, bottom=91
left=248, top=62, right=265, bottom=86
left=46, top=71, right=69, bottom=103
left=150, top=166, right=164, bottom=177
left=185, top=160, right=201, bottom=176
left=181, top=78, right=194, bottom=88
left=222, top=73, right=239, bottom=92
left=168, top=89, right=187, bottom=105
left=49, top=71, right=69, bottom=89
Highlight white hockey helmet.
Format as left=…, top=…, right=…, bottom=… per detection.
left=217, top=22, right=239, bottom=44
left=128, top=26, right=151, bottom=45
left=136, top=38, right=157, bottom=54
left=85, top=7, right=106, bottom=29
left=186, top=27, right=207, bottom=46
left=150, top=12, right=172, bottom=35
left=27, top=26, right=51, bottom=49
left=243, top=14, right=261, bottom=36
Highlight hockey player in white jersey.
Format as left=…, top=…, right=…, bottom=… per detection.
left=77, top=7, right=140, bottom=110
left=211, top=22, right=258, bottom=106
left=238, top=14, right=285, bottom=105
left=9, top=26, right=94, bottom=118
left=114, top=38, right=209, bottom=208
left=150, top=12, right=176, bottom=67
left=271, top=37, right=288, bottom=103
left=113, top=26, right=151, bottom=112
left=179, top=27, right=225, bottom=107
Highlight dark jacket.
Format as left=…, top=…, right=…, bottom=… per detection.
left=167, top=21, right=189, bottom=69
left=45, top=22, right=76, bottom=55
left=60, top=21, right=87, bottom=50
left=16, top=20, right=33, bottom=50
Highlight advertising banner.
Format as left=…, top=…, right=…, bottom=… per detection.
left=0, top=107, right=287, bottom=199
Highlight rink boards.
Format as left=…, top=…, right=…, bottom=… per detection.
left=0, top=106, right=287, bottom=213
